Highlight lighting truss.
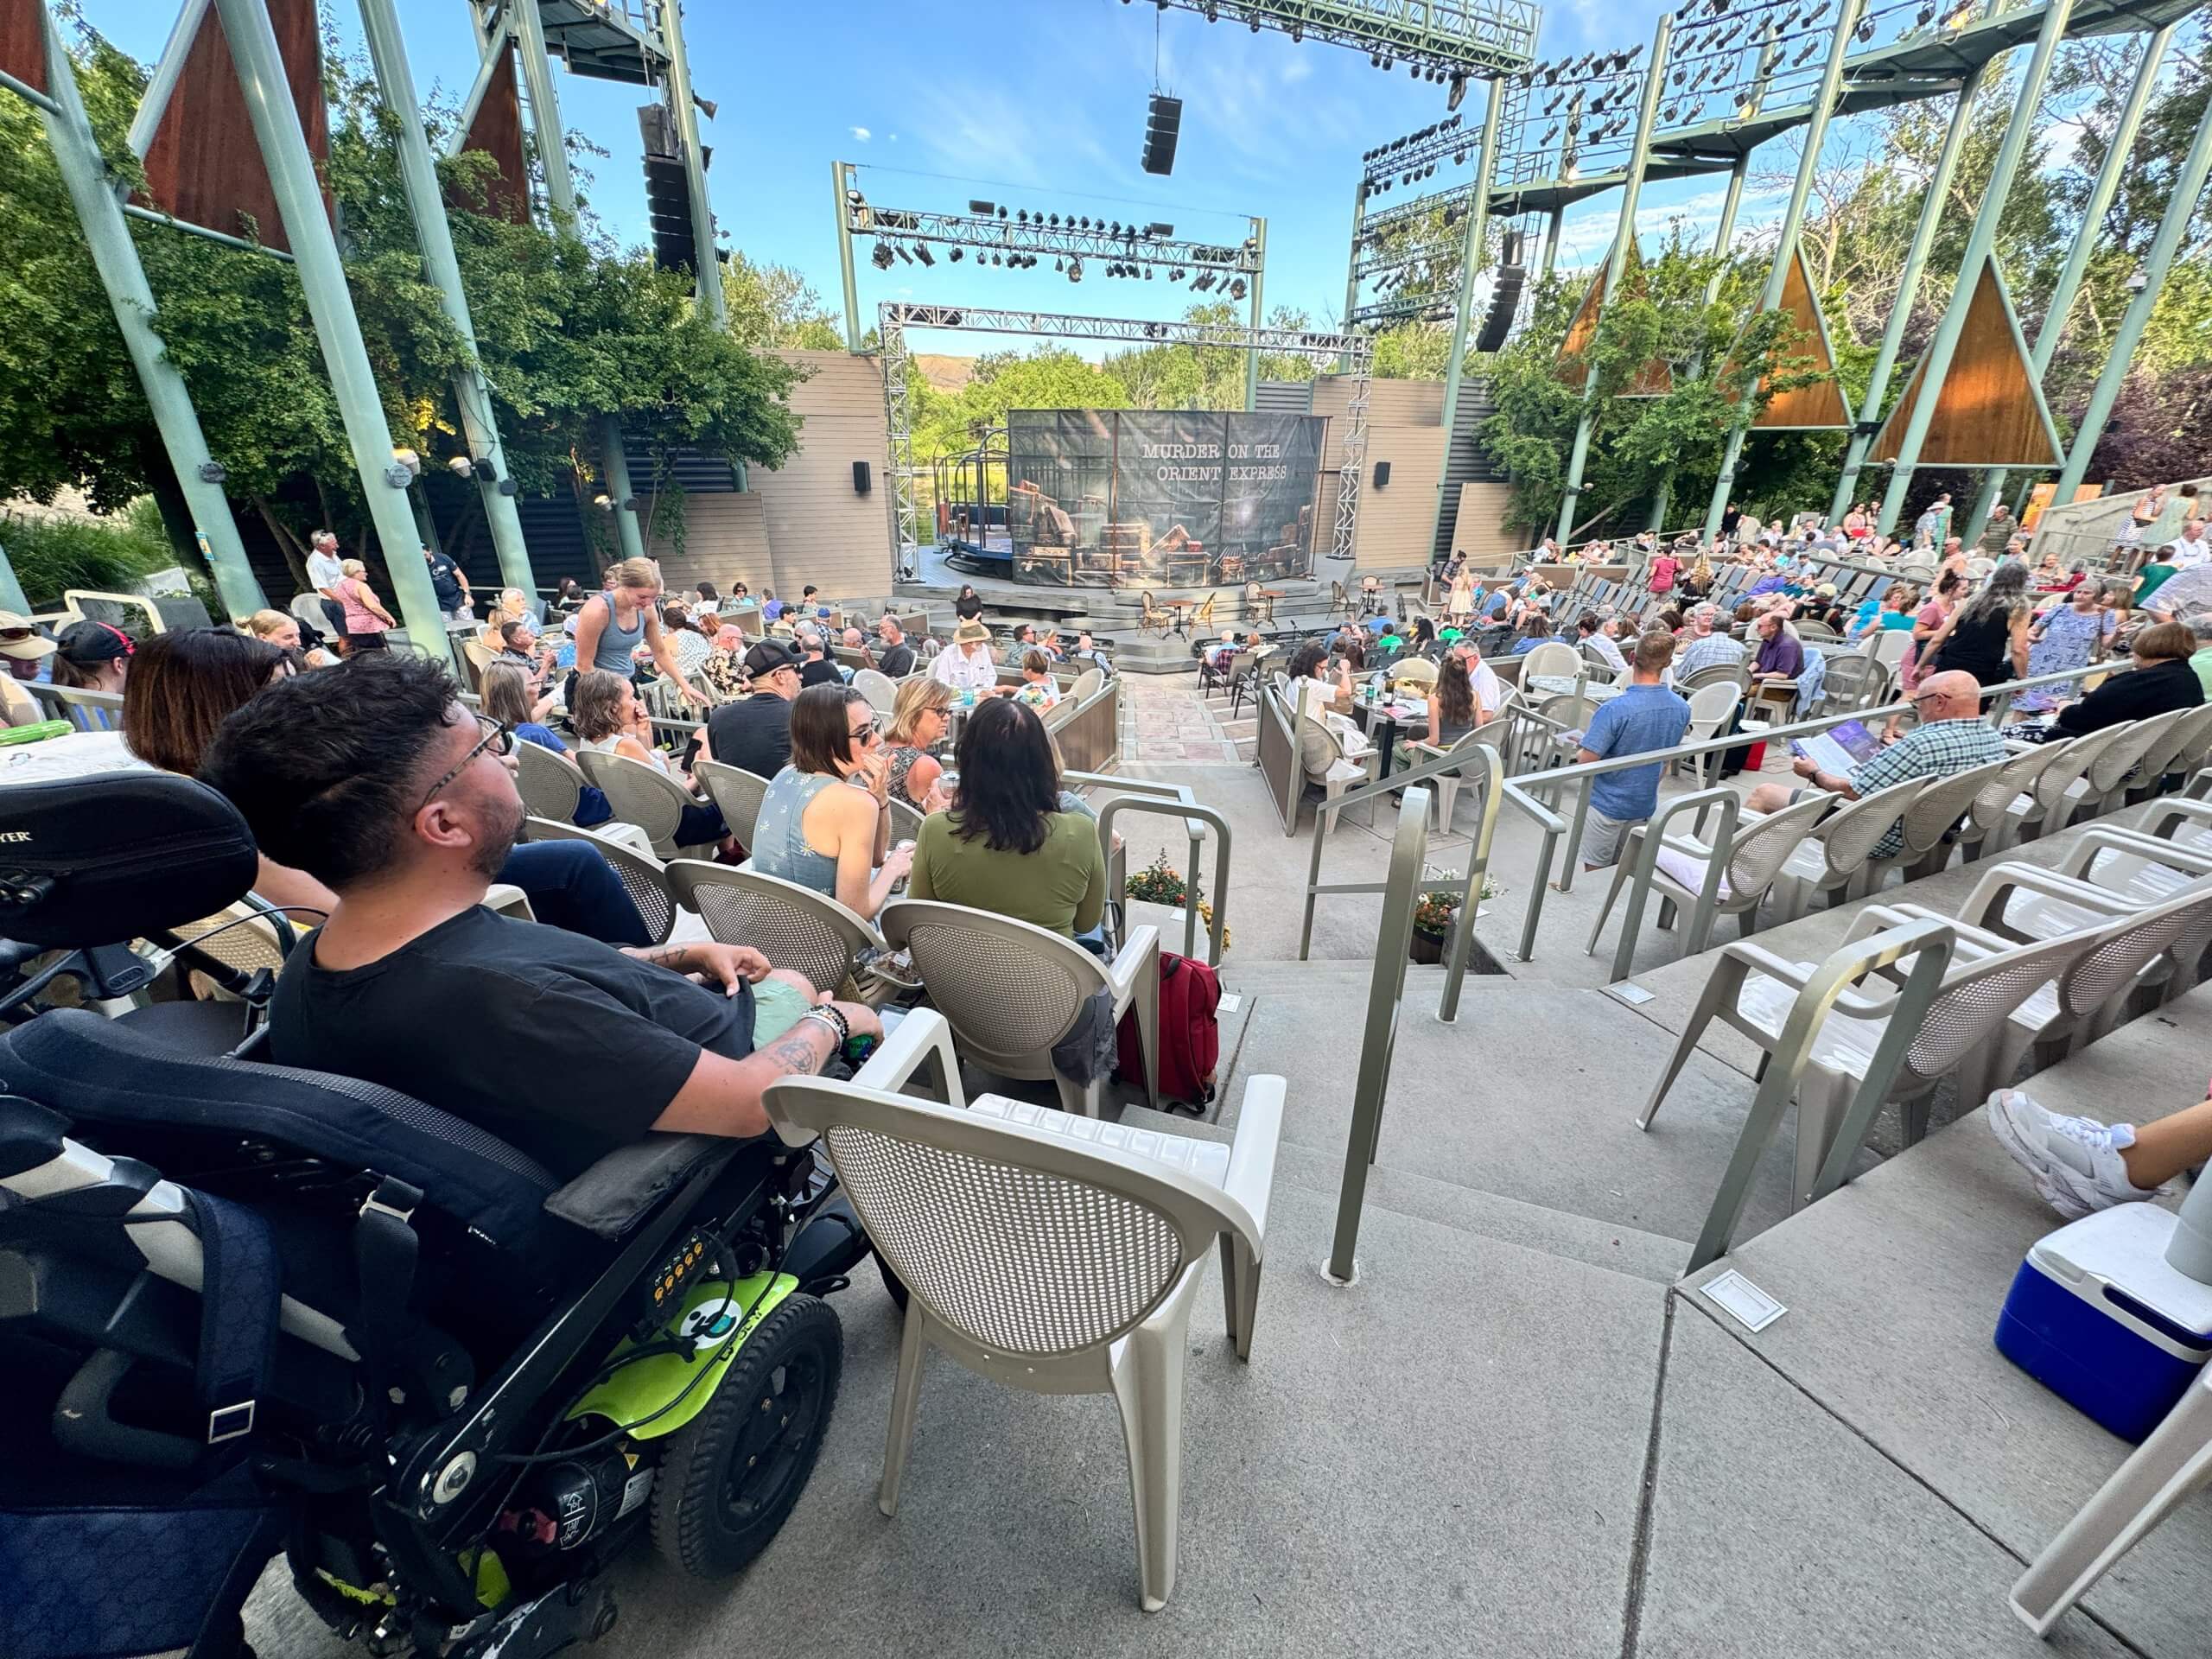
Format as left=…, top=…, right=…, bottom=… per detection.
left=877, top=302, right=1371, bottom=574
left=1146, top=0, right=1538, bottom=79
left=1359, top=111, right=1475, bottom=190
left=844, top=196, right=1260, bottom=279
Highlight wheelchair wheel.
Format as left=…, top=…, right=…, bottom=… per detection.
left=650, top=1293, right=842, bottom=1578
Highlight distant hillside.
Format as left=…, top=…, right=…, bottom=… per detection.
left=913, top=353, right=976, bottom=393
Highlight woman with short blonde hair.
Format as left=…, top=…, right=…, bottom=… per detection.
left=882, top=677, right=954, bottom=807
left=569, top=556, right=703, bottom=705
left=331, top=559, right=393, bottom=652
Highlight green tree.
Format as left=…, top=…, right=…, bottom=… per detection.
left=724, top=253, right=846, bottom=350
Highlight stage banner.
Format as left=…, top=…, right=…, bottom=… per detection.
left=1007, top=409, right=1327, bottom=585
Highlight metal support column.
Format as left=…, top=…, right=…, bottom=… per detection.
left=1876, top=0, right=2075, bottom=537
left=358, top=0, right=535, bottom=598
left=834, top=160, right=862, bottom=352
left=1962, top=23, right=2173, bottom=548
left=211, top=0, right=448, bottom=651
left=1701, top=0, right=1867, bottom=543
left=30, top=9, right=265, bottom=621
left=125, top=0, right=212, bottom=159
left=1244, top=217, right=1268, bottom=411
left=1339, top=180, right=1367, bottom=372
left=1432, top=78, right=1502, bottom=554
left=1653, top=22, right=1778, bottom=533
left=1539, top=204, right=1563, bottom=281
left=511, top=0, right=575, bottom=220
left=2053, top=76, right=2212, bottom=510
left=601, top=416, right=646, bottom=563
left=1556, top=11, right=1673, bottom=544
left=658, top=0, right=726, bottom=327
left=1829, top=57, right=1992, bottom=525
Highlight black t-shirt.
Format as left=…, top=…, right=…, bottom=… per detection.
left=269, top=907, right=753, bottom=1179
left=877, top=642, right=916, bottom=677
left=799, top=658, right=843, bottom=689
left=955, top=595, right=983, bottom=620
left=426, top=554, right=464, bottom=609
left=707, top=692, right=794, bottom=779
left=1930, top=606, right=2015, bottom=686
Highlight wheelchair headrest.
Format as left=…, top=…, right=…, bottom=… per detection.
left=0, top=772, right=257, bottom=947
left=0, top=1010, right=558, bottom=1248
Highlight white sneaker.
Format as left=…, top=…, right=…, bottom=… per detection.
left=1984, top=1090, right=2161, bottom=1219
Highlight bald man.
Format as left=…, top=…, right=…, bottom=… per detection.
left=1745, top=670, right=2006, bottom=859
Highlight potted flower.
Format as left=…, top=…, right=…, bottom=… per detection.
left=1408, top=879, right=1498, bottom=963
left=1122, top=853, right=1230, bottom=951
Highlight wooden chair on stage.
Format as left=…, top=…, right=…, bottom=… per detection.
left=1190, top=593, right=1217, bottom=636
left=1138, top=590, right=1172, bottom=638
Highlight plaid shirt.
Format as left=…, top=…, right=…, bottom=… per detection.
left=1848, top=717, right=2009, bottom=859
left=1675, top=632, right=1746, bottom=677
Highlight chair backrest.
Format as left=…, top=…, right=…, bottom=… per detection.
left=521, top=817, right=678, bottom=943
left=1519, top=640, right=1580, bottom=681
left=1680, top=662, right=1747, bottom=695
left=1723, top=791, right=1834, bottom=896
left=694, top=758, right=772, bottom=849
left=877, top=899, right=1108, bottom=1075
left=1870, top=627, right=1914, bottom=670
left=1192, top=593, right=1217, bottom=627
left=512, top=737, right=585, bottom=824
left=762, top=1076, right=1228, bottom=1360
left=1904, top=928, right=2107, bottom=1087
left=1393, top=658, right=1440, bottom=690
left=170, top=896, right=313, bottom=977
left=887, top=796, right=925, bottom=844
left=575, top=749, right=692, bottom=852
left=1811, top=776, right=1929, bottom=879
left=1577, top=641, right=1619, bottom=678
left=1684, top=680, right=1742, bottom=734
left=666, top=861, right=881, bottom=993
left=853, top=667, right=899, bottom=714
left=2055, top=881, right=2212, bottom=1025
left=2034, top=721, right=2135, bottom=813
left=1968, top=742, right=2068, bottom=836
left=1893, top=756, right=2012, bottom=860
left=1141, top=591, right=1161, bottom=620
left=2089, top=709, right=2184, bottom=794
left=1070, top=666, right=1104, bottom=703
left=2147, top=702, right=2212, bottom=785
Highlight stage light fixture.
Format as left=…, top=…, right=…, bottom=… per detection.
left=1144, top=265, right=1154, bottom=278
left=1068, top=257, right=1083, bottom=283
left=915, top=243, right=934, bottom=265
left=969, top=199, right=995, bottom=215
left=1194, top=271, right=1216, bottom=292
left=871, top=244, right=894, bottom=269
left=950, top=247, right=963, bottom=261
left=894, top=244, right=913, bottom=264
left=1147, top=221, right=1174, bottom=237
left=1229, top=277, right=1248, bottom=299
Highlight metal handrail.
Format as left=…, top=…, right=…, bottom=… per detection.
left=1325, top=786, right=1430, bottom=1287
left=1066, top=770, right=1230, bottom=968
left=1594, top=785, right=1743, bottom=985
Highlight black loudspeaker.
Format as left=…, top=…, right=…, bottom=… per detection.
left=853, top=461, right=872, bottom=494
left=1475, top=230, right=1528, bottom=354
left=1141, top=94, right=1182, bottom=176
left=1372, top=460, right=1392, bottom=488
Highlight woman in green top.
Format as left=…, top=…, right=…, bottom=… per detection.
left=2136, top=557, right=2181, bottom=606
left=908, top=696, right=1106, bottom=941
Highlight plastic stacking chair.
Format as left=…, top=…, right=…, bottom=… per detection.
left=1198, top=647, right=1247, bottom=701
left=513, top=736, right=588, bottom=825
left=1643, top=912, right=2101, bottom=1219
left=762, top=1057, right=1284, bottom=1613
left=2012, top=1357, right=2212, bottom=1637
left=1301, top=713, right=1378, bottom=832
left=521, top=817, right=678, bottom=944
left=1586, top=791, right=1833, bottom=981
left=2020, top=721, right=2137, bottom=842
left=1070, top=666, right=1104, bottom=705
left=666, top=862, right=882, bottom=994
left=887, top=796, right=925, bottom=846
left=1678, top=661, right=1750, bottom=696
left=1956, top=741, right=2073, bottom=862
left=574, top=750, right=719, bottom=861
left=694, top=758, right=772, bottom=851
left=2075, top=709, right=2188, bottom=820
left=1878, top=868, right=2212, bottom=1081
left=2130, top=702, right=2212, bottom=803
left=1770, top=776, right=1930, bottom=921
left=1404, top=729, right=1494, bottom=831
left=1674, top=681, right=1743, bottom=790
left=1517, top=639, right=1580, bottom=681
left=1971, top=829, right=2212, bottom=1014
left=878, top=899, right=1160, bottom=1117
left=853, top=667, right=899, bottom=715
left=1860, top=755, right=2011, bottom=893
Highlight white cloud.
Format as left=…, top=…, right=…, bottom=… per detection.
left=1282, top=57, right=1313, bottom=85
left=850, top=125, right=872, bottom=143
left=888, top=132, right=899, bottom=143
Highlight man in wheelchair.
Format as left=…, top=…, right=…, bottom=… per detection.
left=0, top=656, right=925, bottom=1659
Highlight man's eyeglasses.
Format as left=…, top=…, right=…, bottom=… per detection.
left=420, top=714, right=514, bottom=810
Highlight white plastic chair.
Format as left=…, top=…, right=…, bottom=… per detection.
left=1516, top=639, right=1580, bottom=681
left=1770, top=776, right=1931, bottom=921
left=575, top=749, right=719, bottom=861
left=853, top=667, right=899, bottom=715
left=1675, top=681, right=1743, bottom=790
left=695, top=758, right=772, bottom=850
left=520, top=817, right=678, bottom=944
left=1859, top=755, right=2012, bottom=893
left=878, top=899, right=1160, bottom=1117
left=762, top=1054, right=1283, bottom=1612
left=1956, top=741, right=2074, bottom=862
left=666, top=861, right=883, bottom=995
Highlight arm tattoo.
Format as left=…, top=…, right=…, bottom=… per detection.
left=632, top=943, right=693, bottom=972
left=758, top=1023, right=832, bottom=1077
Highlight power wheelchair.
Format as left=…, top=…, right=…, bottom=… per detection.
left=0, top=773, right=947, bottom=1659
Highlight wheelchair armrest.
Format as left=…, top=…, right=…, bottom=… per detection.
left=545, top=1134, right=740, bottom=1239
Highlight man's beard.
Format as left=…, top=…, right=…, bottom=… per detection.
left=470, top=793, right=527, bottom=880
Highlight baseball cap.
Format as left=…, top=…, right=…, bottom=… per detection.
left=0, top=612, right=54, bottom=661
left=743, top=639, right=804, bottom=677
left=57, top=620, right=133, bottom=664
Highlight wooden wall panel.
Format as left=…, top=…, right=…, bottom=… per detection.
left=1869, top=258, right=2062, bottom=467
left=1746, top=247, right=1850, bottom=430
left=0, top=0, right=45, bottom=94
left=1556, top=242, right=1672, bottom=397
left=1448, top=481, right=1521, bottom=565
left=448, top=49, right=529, bottom=224
left=139, top=0, right=330, bottom=252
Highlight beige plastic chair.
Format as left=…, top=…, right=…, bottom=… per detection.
left=666, top=861, right=883, bottom=995
left=1674, top=681, right=1743, bottom=790
left=2130, top=701, right=2212, bottom=803
left=1306, top=713, right=1378, bottom=832
left=2012, top=1358, right=2212, bottom=1636
left=2019, top=721, right=2136, bottom=842
left=1678, top=661, right=1750, bottom=696
left=521, top=817, right=678, bottom=944
left=1956, top=741, right=2074, bottom=862
left=1643, top=913, right=2104, bottom=1200
left=853, top=667, right=899, bottom=715
left=1973, top=828, right=2212, bottom=1014
left=1860, top=755, right=2012, bottom=893
left=1517, top=639, right=1580, bottom=681
left=761, top=1056, right=1284, bottom=1612
left=2075, top=709, right=2187, bottom=820
left=574, top=749, right=719, bottom=861
left=887, top=796, right=925, bottom=846
left=694, top=758, right=771, bottom=850
left=1404, top=728, right=1491, bottom=830
left=514, top=736, right=587, bottom=825
left=1770, top=776, right=1931, bottom=922
left=877, top=899, right=1159, bottom=1117
left=1070, top=666, right=1104, bottom=704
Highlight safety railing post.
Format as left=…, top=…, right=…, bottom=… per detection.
left=1437, top=747, right=1503, bottom=1021
left=1325, top=788, right=1429, bottom=1287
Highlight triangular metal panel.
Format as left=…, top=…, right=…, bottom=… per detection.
left=0, top=0, right=46, bottom=95
left=448, top=48, right=531, bottom=224
left=1557, top=239, right=1674, bottom=397
left=1869, top=255, right=2064, bottom=467
left=1747, top=246, right=1850, bottom=429
left=138, top=0, right=330, bottom=254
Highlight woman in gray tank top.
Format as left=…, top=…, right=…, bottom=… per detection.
left=570, top=557, right=707, bottom=705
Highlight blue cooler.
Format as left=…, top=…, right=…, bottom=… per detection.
left=1996, top=1204, right=2212, bottom=1442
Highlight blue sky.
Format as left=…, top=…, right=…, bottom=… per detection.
left=85, top=0, right=2049, bottom=362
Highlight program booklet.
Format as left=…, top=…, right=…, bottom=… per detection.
left=1789, top=718, right=1884, bottom=779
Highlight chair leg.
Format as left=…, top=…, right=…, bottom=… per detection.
left=1792, top=1066, right=1854, bottom=1212
left=1217, top=1233, right=1262, bottom=1362
left=1586, top=855, right=1637, bottom=957
left=1638, top=958, right=1740, bottom=1131
left=1058, top=1071, right=1106, bottom=1117
left=1110, top=1314, right=1190, bottom=1613
left=2011, top=1369, right=2212, bottom=1637
left=1135, top=956, right=1161, bottom=1113
left=878, top=1301, right=930, bottom=1517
